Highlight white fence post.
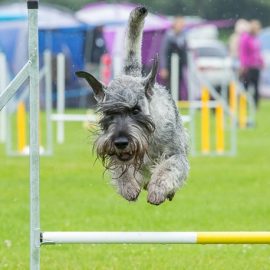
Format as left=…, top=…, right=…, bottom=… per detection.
left=57, top=53, right=65, bottom=144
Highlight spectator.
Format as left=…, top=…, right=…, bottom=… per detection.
left=239, top=19, right=264, bottom=108
left=84, top=26, right=107, bottom=78
left=160, top=16, right=187, bottom=100
left=229, top=19, right=250, bottom=70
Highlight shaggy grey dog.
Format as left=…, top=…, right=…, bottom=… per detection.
left=76, top=6, right=189, bottom=205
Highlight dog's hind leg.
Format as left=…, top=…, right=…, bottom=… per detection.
left=147, top=154, right=189, bottom=205
left=111, top=168, right=144, bottom=202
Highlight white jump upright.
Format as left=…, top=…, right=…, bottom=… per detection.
left=0, top=1, right=40, bottom=269
left=0, top=52, right=8, bottom=143
left=28, top=2, right=40, bottom=269
left=44, top=50, right=53, bottom=154
left=56, top=53, right=65, bottom=144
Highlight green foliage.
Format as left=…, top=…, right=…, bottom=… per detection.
left=132, top=0, right=270, bottom=25
left=1, top=0, right=270, bottom=24
left=1, top=101, right=270, bottom=269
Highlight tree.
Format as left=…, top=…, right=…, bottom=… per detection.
left=1, top=0, right=269, bottom=24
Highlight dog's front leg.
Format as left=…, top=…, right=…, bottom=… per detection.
left=147, top=154, right=189, bottom=205
left=111, top=168, right=143, bottom=202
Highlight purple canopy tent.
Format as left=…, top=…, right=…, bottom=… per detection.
left=76, top=3, right=171, bottom=71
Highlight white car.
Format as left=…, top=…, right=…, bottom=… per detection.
left=260, top=50, right=270, bottom=97
left=259, top=28, right=270, bottom=97
left=188, top=39, right=233, bottom=88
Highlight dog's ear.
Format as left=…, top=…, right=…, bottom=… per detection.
left=76, top=71, right=105, bottom=102
left=143, top=55, right=159, bottom=99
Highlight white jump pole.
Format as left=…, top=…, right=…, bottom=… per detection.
left=41, top=231, right=270, bottom=245
left=170, top=53, right=179, bottom=102
left=0, top=53, right=7, bottom=143
left=51, top=113, right=97, bottom=122
left=56, top=53, right=65, bottom=144
left=42, top=232, right=196, bottom=244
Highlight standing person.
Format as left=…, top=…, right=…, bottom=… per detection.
left=229, top=19, right=250, bottom=71
left=239, top=20, right=264, bottom=108
left=160, top=16, right=187, bottom=100
left=85, top=25, right=108, bottom=78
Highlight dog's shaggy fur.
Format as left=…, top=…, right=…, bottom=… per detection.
left=76, top=7, right=189, bottom=205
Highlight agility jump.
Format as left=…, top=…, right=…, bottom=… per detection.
left=2, top=50, right=53, bottom=156
left=0, top=2, right=269, bottom=270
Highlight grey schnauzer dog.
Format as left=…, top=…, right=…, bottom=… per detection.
left=76, top=6, right=189, bottom=205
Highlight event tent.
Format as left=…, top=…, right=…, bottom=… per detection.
left=0, top=3, right=89, bottom=85
left=76, top=3, right=172, bottom=73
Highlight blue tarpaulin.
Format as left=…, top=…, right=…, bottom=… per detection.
left=0, top=3, right=91, bottom=89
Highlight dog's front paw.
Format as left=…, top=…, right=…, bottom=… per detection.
left=147, top=185, right=166, bottom=205
left=119, top=181, right=141, bottom=202
left=167, top=192, right=175, bottom=201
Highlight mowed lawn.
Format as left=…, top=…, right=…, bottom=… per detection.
left=1, top=100, right=270, bottom=270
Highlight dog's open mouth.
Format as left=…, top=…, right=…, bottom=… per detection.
left=117, top=152, right=133, bottom=162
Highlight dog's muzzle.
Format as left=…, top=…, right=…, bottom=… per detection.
left=113, top=136, right=133, bottom=161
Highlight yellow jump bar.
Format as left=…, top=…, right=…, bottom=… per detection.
left=197, top=232, right=270, bottom=244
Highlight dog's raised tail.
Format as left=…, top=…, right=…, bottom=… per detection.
left=123, top=6, right=148, bottom=76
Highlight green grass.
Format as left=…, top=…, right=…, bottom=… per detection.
left=1, top=101, right=270, bottom=269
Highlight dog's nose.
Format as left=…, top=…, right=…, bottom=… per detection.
left=114, top=137, right=129, bottom=150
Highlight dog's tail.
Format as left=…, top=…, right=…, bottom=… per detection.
left=123, top=6, right=148, bottom=77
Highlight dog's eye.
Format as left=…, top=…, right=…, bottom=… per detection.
left=132, top=108, right=141, bottom=115
left=107, top=115, right=114, bottom=121
left=103, top=113, right=114, bottom=122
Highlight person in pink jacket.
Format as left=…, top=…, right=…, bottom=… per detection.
left=239, top=20, right=264, bottom=108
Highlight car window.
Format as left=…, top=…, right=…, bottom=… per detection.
left=260, top=32, right=270, bottom=50
left=195, top=46, right=227, bottom=58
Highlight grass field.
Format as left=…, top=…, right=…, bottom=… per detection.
left=1, top=100, right=270, bottom=270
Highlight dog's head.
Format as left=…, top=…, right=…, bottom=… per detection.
left=76, top=57, right=158, bottom=170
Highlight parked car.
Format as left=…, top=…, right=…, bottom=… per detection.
left=259, top=27, right=270, bottom=97
left=188, top=39, right=233, bottom=89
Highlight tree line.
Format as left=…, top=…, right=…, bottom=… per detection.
left=2, top=0, right=270, bottom=25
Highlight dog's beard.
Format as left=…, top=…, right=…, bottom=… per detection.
left=94, top=124, right=151, bottom=173
left=93, top=100, right=155, bottom=175
left=94, top=118, right=155, bottom=174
